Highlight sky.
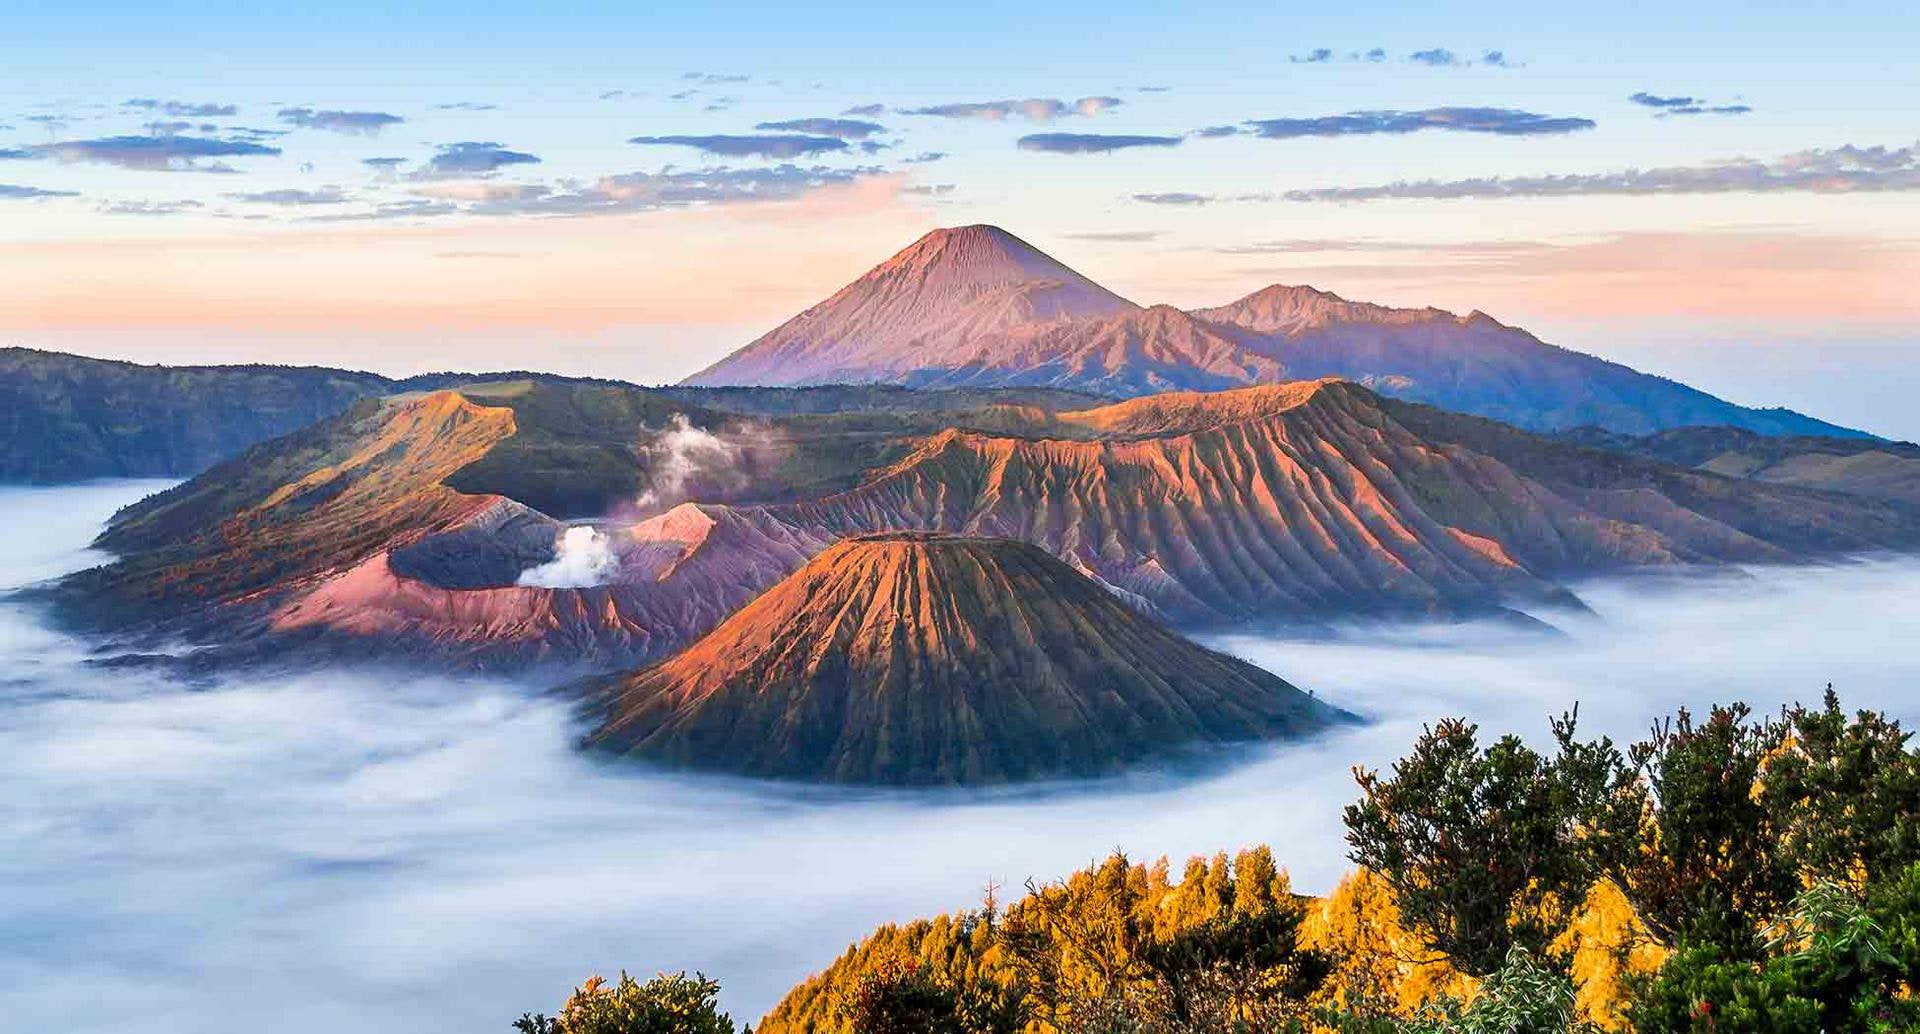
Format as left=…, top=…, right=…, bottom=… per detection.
left=4, top=2, right=1919, bottom=434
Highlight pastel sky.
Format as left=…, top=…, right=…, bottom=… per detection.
left=5, top=2, right=1919, bottom=435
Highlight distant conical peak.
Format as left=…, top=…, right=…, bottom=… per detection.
left=868, top=224, right=1110, bottom=292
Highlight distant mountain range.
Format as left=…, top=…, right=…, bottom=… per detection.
left=583, top=532, right=1348, bottom=784
left=1556, top=425, right=1920, bottom=506
left=688, top=225, right=1863, bottom=438
left=0, top=347, right=645, bottom=483
left=1, top=348, right=391, bottom=482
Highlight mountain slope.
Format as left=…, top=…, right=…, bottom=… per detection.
left=1193, top=285, right=1861, bottom=437
left=683, top=225, right=1137, bottom=387
left=0, top=348, right=393, bottom=482
left=684, top=226, right=1861, bottom=437
left=583, top=533, right=1346, bottom=784
left=0, top=348, right=671, bottom=484
left=642, top=380, right=1919, bottom=632
left=1557, top=425, right=1920, bottom=505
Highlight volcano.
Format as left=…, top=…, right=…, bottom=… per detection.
left=686, top=225, right=1864, bottom=437
left=683, top=225, right=1138, bottom=387
left=583, top=532, right=1347, bottom=784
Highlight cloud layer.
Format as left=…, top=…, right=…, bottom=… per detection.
left=276, top=108, right=405, bottom=135
left=415, top=141, right=542, bottom=178
left=0, top=183, right=77, bottom=199
left=126, top=98, right=238, bottom=117
left=1283, top=142, right=1920, bottom=201
left=1017, top=132, right=1183, bottom=154
left=752, top=118, right=885, bottom=140
left=30, top=135, right=281, bottom=172
left=628, top=134, right=849, bottom=159
left=1244, top=107, right=1596, bottom=139
left=1629, top=92, right=1753, bottom=117
left=899, top=96, right=1123, bottom=122
left=4, top=482, right=1918, bottom=1034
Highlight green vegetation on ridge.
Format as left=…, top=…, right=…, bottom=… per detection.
left=521, top=690, right=1920, bottom=1033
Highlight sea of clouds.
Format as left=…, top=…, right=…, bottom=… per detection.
left=3, top=481, right=1918, bottom=1032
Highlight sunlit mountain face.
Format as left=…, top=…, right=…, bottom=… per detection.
left=4, top=6, right=1920, bottom=1032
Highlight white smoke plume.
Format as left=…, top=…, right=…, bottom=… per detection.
left=516, top=525, right=619, bottom=588
left=635, top=413, right=747, bottom=511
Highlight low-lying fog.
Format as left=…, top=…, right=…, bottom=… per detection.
left=5, top=481, right=1918, bottom=1033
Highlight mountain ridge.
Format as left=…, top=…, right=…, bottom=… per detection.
left=687, top=225, right=1866, bottom=439
left=55, top=378, right=1920, bottom=671
left=582, top=531, right=1348, bottom=784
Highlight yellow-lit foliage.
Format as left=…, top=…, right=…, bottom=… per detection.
left=759, top=856, right=1683, bottom=1033
left=1552, top=879, right=1669, bottom=1031
left=1299, top=867, right=1474, bottom=1018
left=756, top=847, right=1299, bottom=1034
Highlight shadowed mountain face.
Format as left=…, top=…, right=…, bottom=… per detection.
left=583, top=533, right=1348, bottom=785
left=56, top=379, right=1920, bottom=672
left=688, top=226, right=1862, bottom=438
left=1558, top=425, right=1920, bottom=505
left=0, top=348, right=393, bottom=482
left=0, top=348, right=669, bottom=485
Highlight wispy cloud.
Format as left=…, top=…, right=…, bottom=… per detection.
left=1061, top=230, right=1165, bottom=243
left=752, top=118, right=886, bottom=140
left=1280, top=142, right=1920, bottom=201
left=628, top=134, right=848, bottom=159
left=1212, top=237, right=1552, bottom=256
left=464, top=164, right=888, bottom=217
left=1132, top=191, right=1215, bottom=205
left=304, top=198, right=458, bottom=223
left=139, top=120, right=207, bottom=136
left=433, top=101, right=499, bottom=112
left=841, top=103, right=886, bottom=117
left=1408, top=47, right=1465, bottom=66
left=226, top=187, right=351, bottom=206
left=1017, top=132, right=1183, bottom=154
left=682, top=71, right=749, bottom=84
left=413, top=141, right=541, bottom=179
left=1629, top=92, right=1753, bottom=117
left=0, top=147, right=32, bottom=160
left=0, top=183, right=77, bottom=199
left=276, top=107, right=404, bottom=135
left=31, top=135, right=280, bottom=172
left=97, top=198, right=205, bottom=215
left=125, top=98, right=237, bottom=117
left=1244, top=107, right=1595, bottom=139
left=898, top=96, right=1123, bottom=122
left=409, top=181, right=548, bottom=202
left=1290, top=47, right=1516, bottom=67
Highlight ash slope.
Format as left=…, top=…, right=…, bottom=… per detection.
left=584, top=533, right=1348, bottom=785
left=689, top=226, right=1861, bottom=438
